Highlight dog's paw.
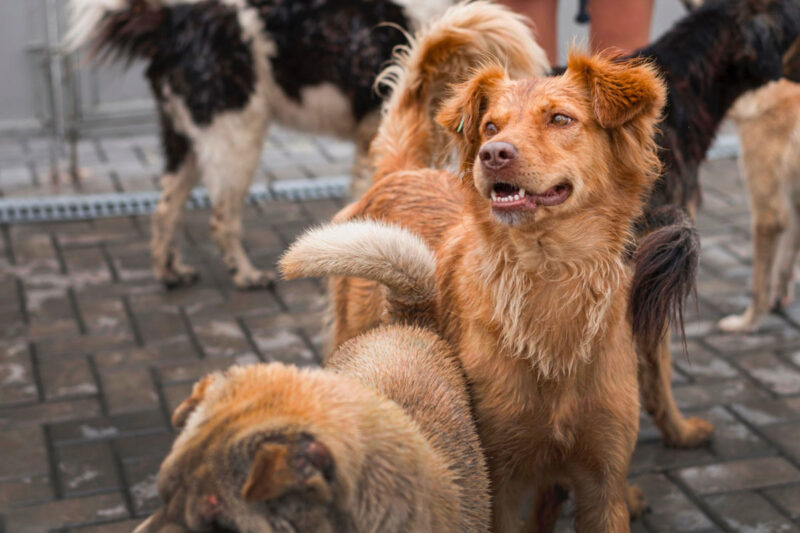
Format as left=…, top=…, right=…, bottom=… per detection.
left=626, top=485, right=647, bottom=519
left=717, top=313, right=757, bottom=333
left=161, top=265, right=200, bottom=290
left=665, top=417, right=714, bottom=448
left=233, top=269, right=276, bottom=290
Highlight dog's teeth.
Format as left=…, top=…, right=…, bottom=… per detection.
left=491, top=191, right=498, bottom=201
left=513, top=194, right=520, bottom=201
left=519, top=189, right=526, bottom=198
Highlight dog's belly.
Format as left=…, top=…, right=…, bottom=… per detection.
left=267, top=81, right=361, bottom=139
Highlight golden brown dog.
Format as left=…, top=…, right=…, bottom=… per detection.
left=312, top=38, right=677, bottom=531
left=717, top=79, right=800, bottom=332
left=134, top=226, right=490, bottom=532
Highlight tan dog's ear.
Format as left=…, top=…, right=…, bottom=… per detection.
left=242, top=438, right=334, bottom=503
left=171, top=375, right=216, bottom=429
left=437, top=65, right=508, bottom=173
left=567, top=52, right=666, bottom=128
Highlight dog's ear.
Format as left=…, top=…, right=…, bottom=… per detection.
left=242, top=437, right=334, bottom=503
left=171, top=374, right=217, bottom=429
left=566, top=52, right=666, bottom=128
left=437, top=65, right=508, bottom=172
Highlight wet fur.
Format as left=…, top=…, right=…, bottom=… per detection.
left=67, top=0, right=451, bottom=289
left=136, top=221, right=489, bottom=531
left=598, top=0, right=800, bottom=449
left=322, top=8, right=666, bottom=527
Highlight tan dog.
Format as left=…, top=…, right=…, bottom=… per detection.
left=717, top=79, right=800, bottom=332
left=307, top=40, right=678, bottom=531
left=134, top=225, right=490, bottom=532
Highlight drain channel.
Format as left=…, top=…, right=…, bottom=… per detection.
left=0, top=176, right=350, bottom=224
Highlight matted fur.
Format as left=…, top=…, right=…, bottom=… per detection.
left=136, top=250, right=489, bottom=532
left=324, top=12, right=668, bottom=526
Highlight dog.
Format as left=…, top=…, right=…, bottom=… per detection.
left=134, top=222, right=490, bottom=532
left=65, top=0, right=475, bottom=289
left=664, top=2, right=800, bottom=333
left=307, top=7, right=677, bottom=527
left=580, top=0, right=800, bottom=448
left=716, top=79, right=800, bottom=332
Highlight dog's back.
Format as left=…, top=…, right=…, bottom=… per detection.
left=328, top=325, right=490, bottom=532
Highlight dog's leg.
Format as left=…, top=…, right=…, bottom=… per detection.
left=640, top=334, right=713, bottom=447
left=490, top=476, right=527, bottom=533
left=151, top=153, right=201, bottom=289
left=196, top=112, right=271, bottom=290
left=573, top=475, right=630, bottom=533
left=522, top=484, right=569, bottom=533
left=771, top=176, right=800, bottom=309
left=719, top=149, right=787, bottom=332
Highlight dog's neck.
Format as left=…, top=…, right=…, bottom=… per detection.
left=464, top=196, right=631, bottom=380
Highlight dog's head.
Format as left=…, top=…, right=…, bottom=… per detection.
left=437, top=51, right=665, bottom=233
left=134, top=364, right=361, bottom=533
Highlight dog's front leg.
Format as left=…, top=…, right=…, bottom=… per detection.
left=573, top=472, right=630, bottom=533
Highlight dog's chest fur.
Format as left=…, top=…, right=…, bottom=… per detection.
left=436, top=226, right=639, bottom=477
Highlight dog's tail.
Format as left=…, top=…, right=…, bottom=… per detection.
left=280, top=220, right=437, bottom=328
left=64, top=0, right=166, bottom=60
left=370, top=0, right=548, bottom=181
left=629, top=206, right=699, bottom=355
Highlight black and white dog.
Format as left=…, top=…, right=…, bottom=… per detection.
left=67, top=0, right=496, bottom=289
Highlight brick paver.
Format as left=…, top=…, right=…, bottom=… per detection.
left=1, top=134, right=800, bottom=531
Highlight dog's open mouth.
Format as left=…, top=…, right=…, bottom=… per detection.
left=490, top=182, right=572, bottom=210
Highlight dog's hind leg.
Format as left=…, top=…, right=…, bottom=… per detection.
left=196, top=109, right=271, bottom=290
left=770, top=161, right=800, bottom=310
left=151, top=111, right=201, bottom=289
left=718, top=135, right=788, bottom=332
left=640, top=334, right=713, bottom=448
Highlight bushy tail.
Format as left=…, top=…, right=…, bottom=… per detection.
left=629, top=206, right=699, bottom=355
left=280, top=221, right=437, bottom=327
left=370, top=0, right=549, bottom=180
left=64, top=0, right=165, bottom=60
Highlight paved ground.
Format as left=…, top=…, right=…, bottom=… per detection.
left=1, top=131, right=800, bottom=532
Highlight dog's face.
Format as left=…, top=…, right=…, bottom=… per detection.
left=437, top=52, right=665, bottom=230
left=134, top=364, right=359, bottom=533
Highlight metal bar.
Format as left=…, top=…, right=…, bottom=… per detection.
left=0, top=176, right=350, bottom=224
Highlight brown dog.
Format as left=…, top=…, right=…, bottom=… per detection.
left=134, top=226, right=490, bottom=532
left=717, top=79, right=800, bottom=332
left=314, top=44, right=674, bottom=530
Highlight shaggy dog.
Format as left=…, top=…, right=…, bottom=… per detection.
left=68, top=0, right=537, bottom=289
left=294, top=5, right=677, bottom=526
left=589, top=0, right=800, bottom=447
left=133, top=237, right=490, bottom=532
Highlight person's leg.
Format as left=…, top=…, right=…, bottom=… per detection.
left=497, top=0, right=559, bottom=65
left=589, top=0, right=654, bottom=55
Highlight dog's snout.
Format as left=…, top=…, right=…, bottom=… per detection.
left=479, top=142, right=518, bottom=170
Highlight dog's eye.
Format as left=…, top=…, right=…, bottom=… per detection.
left=484, top=122, right=498, bottom=136
left=551, top=114, right=573, bottom=126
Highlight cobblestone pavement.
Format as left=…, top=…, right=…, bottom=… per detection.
left=2, top=131, right=800, bottom=532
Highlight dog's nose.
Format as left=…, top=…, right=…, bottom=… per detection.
left=479, top=142, right=518, bottom=170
